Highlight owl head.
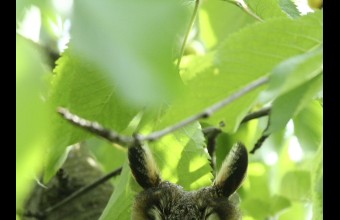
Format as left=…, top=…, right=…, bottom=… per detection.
left=128, top=142, right=248, bottom=220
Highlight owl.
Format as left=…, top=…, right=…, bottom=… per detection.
left=128, top=142, right=248, bottom=220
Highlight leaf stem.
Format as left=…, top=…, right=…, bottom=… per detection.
left=177, top=0, right=201, bottom=69
left=223, top=0, right=263, bottom=22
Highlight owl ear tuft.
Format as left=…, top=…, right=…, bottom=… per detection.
left=128, top=143, right=161, bottom=189
left=213, top=142, right=248, bottom=198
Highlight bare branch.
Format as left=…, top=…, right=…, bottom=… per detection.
left=142, top=76, right=269, bottom=142
left=58, top=77, right=269, bottom=145
left=58, top=108, right=134, bottom=145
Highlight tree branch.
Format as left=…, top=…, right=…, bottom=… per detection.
left=58, top=108, right=134, bottom=146
left=59, top=76, right=269, bottom=145
left=143, top=76, right=269, bottom=142
left=42, top=166, right=123, bottom=215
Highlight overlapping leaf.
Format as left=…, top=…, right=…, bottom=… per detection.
left=45, top=49, right=140, bottom=182
left=159, top=11, right=322, bottom=133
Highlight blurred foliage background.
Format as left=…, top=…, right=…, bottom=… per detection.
left=16, top=0, right=322, bottom=219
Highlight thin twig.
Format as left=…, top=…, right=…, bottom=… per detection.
left=42, top=166, right=123, bottom=215
left=143, top=76, right=269, bottom=142
left=177, top=0, right=200, bottom=69
left=58, top=108, right=134, bottom=145
left=241, top=106, right=271, bottom=124
left=222, top=0, right=263, bottom=22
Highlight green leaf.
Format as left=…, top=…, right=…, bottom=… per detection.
left=244, top=0, right=288, bottom=19
left=150, top=122, right=212, bottom=190
left=261, top=46, right=322, bottom=102
left=44, top=49, right=140, bottom=182
left=279, top=0, right=301, bottom=18
left=16, top=35, right=48, bottom=209
left=160, top=11, right=323, bottom=133
left=199, top=0, right=256, bottom=50
left=269, top=195, right=291, bottom=215
left=99, top=160, right=135, bottom=220
left=293, top=100, right=323, bottom=152
left=242, top=198, right=269, bottom=219
left=278, top=202, right=311, bottom=220
left=86, top=138, right=126, bottom=174
left=280, top=170, right=311, bottom=201
left=312, top=141, right=323, bottom=220
left=268, top=74, right=322, bottom=134
left=71, top=0, right=189, bottom=107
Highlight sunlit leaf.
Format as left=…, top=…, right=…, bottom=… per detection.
left=150, top=122, right=212, bottom=190
left=160, top=11, right=322, bottom=133
left=199, top=0, right=256, bottom=50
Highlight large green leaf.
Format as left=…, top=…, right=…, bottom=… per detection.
left=70, top=0, right=189, bottom=107
left=293, top=100, right=323, bottom=152
left=45, top=49, right=140, bottom=182
left=159, top=11, right=322, bottom=133
left=16, top=35, right=49, bottom=209
left=268, top=74, right=322, bottom=134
